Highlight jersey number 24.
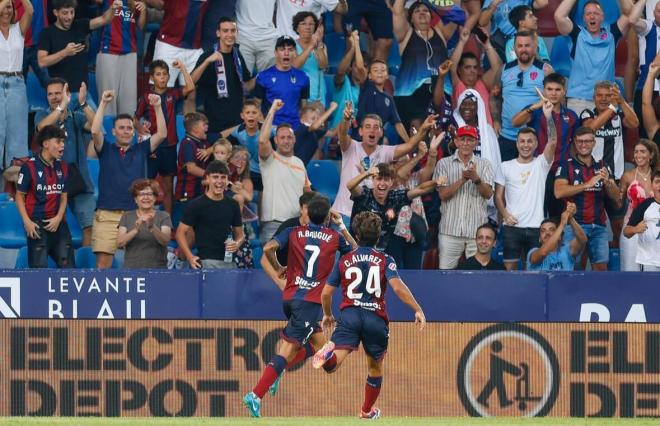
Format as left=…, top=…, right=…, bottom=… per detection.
left=345, top=266, right=381, bottom=299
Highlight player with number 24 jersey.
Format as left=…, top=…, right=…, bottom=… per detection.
left=314, top=212, right=426, bottom=420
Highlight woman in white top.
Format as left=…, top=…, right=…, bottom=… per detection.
left=0, top=0, right=32, bottom=172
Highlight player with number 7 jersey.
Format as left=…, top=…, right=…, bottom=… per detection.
left=243, top=196, right=356, bottom=417
left=313, top=212, right=426, bottom=419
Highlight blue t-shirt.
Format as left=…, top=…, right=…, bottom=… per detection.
left=357, top=80, right=402, bottom=126
left=482, top=0, right=534, bottom=37
left=296, top=42, right=326, bottom=104
left=567, top=23, right=622, bottom=100
left=231, top=125, right=275, bottom=175
left=329, top=75, right=360, bottom=131
left=527, top=245, right=575, bottom=271
left=501, top=59, right=546, bottom=140
left=255, top=66, right=310, bottom=130
left=96, top=139, right=152, bottom=211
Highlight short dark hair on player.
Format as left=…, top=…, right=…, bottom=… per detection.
left=217, top=16, right=236, bottom=28
left=113, top=113, right=133, bottom=127
left=543, top=72, right=566, bottom=88
left=299, top=191, right=318, bottom=207
left=292, top=11, right=319, bottom=34
left=352, top=212, right=382, bottom=247
left=53, top=0, right=77, bottom=10
left=46, top=77, right=68, bottom=89
left=540, top=217, right=559, bottom=228
left=509, top=5, right=533, bottom=30
left=149, top=59, right=169, bottom=75
left=36, top=125, right=66, bottom=146
left=307, top=196, right=331, bottom=225
left=206, top=160, right=229, bottom=176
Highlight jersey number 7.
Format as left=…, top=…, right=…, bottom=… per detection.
left=345, top=266, right=381, bottom=299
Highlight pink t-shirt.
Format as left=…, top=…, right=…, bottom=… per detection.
left=452, top=79, right=493, bottom=125
left=332, top=139, right=397, bottom=217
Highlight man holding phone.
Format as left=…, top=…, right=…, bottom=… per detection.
left=38, top=0, right=121, bottom=110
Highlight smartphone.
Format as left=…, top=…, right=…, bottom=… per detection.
left=471, top=27, right=488, bottom=44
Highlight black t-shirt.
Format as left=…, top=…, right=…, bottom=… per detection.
left=38, top=19, right=90, bottom=91
left=457, top=256, right=506, bottom=271
left=180, top=194, right=243, bottom=260
left=294, top=124, right=325, bottom=166
left=274, top=216, right=301, bottom=266
left=194, top=49, right=251, bottom=132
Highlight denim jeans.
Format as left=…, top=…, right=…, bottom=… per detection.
left=0, top=75, right=28, bottom=169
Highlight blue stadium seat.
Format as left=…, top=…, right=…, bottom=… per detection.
left=15, top=246, right=57, bottom=268
left=27, top=71, right=48, bottom=112
left=608, top=248, right=620, bottom=271
left=0, top=202, right=27, bottom=248
left=171, top=201, right=185, bottom=229
left=324, top=74, right=335, bottom=107
left=103, top=115, right=116, bottom=142
left=176, top=114, right=185, bottom=142
left=87, top=72, right=98, bottom=105
left=75, top=246, right=118, bottom=269
left=252, top=245, right=263, bottom=269
left=325, top=32, right=346, bottom=74
left=0, top=192, right=8, bottom=202
left=550, top=35, right=573, bottom=78
left=307, top=160, right=340, bottom=203
left=87, top=158, right=99, bottom=199
left=388, top=39, right=402, bottom=77
left=66, top=208, right=83, bottom=248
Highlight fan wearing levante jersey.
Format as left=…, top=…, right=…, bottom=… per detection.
left=15, top=125, right=75, bottom=268
left=313, top=211, right=426, bottom=420
left=243, top=196, right=356, bottom=418
left=554, top=126, right=621, bottom=271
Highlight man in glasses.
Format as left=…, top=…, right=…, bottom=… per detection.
left=498, top=30, right=551, bottom=162
left=554, top=126, right=621, bottom=271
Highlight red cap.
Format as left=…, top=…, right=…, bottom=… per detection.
left=456, top=125, right=479, bottom=139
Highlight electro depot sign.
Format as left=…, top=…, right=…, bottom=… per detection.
left=1, top=321, right=659, bottom=417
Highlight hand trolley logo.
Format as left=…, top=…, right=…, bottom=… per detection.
left=0, top=277, right=20, bottom=318
left=457, top=323, right=560, bottom=417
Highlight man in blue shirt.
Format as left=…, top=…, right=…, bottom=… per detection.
left=499, top=31, right=551, bottom=161
left=90, top=90, right=167, bottom=269
left=254, top=35, right=310, bottom=130
left=554, top=0, right=645, bottom=114
left=527, top=202, right=587, bottom=271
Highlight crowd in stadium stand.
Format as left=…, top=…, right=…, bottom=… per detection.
left=1, top=0, right=659, bottom=272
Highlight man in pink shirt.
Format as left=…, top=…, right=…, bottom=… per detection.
left=331, top=102, right=437, bottom=219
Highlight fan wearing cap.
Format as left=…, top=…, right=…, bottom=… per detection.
left=254, top=35, right=310, bottom=130
left=433, top=124, right=495, bottom=270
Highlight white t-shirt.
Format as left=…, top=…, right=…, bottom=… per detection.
left=236, top=0, right=279, bottom=42
left=276, top=0, right=339, bottom=38
left=495, top=155, right=551, bottom=228
left=0, top=24, right=24, bottom=72
left=260, top=151, right=311, bottom=222
left=332, top=139, right=397, bottom=217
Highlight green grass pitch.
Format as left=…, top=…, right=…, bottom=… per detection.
left=0, top=418, right=658, bottom=426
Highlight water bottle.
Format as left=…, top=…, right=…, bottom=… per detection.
left=224, top=236, right=234, bottom=263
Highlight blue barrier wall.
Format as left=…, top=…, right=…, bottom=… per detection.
left=1, top=269, right=658, bottom=321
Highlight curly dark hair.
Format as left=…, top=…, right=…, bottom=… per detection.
left=352, top=212, right=382, bottom=247
left=292, top=11, right=319, bottom=35
left=130, top=178, right=160, bottom=198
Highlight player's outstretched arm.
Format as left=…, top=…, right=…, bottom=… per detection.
left=261, top=240, right=286, bottom=290
left=389, top=278, right=426, bottom=330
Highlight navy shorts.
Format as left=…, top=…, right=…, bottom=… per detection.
left=281, top=300, right=322, bottom=347
left=148, top=144, right=178, bottom=178
left=343, top=0, right=393, bottom=40
left=331, top=307, right=389, bottom=361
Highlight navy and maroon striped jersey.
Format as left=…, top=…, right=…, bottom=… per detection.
left=16, top=155, right=68, bottom=221
left=328, top=247, right=400, bottom=323
left=135, top=88, right=182, bottom=147
left=158, top=0, right=208, bottom=49
left=555, top=156, right=611, bottom=225
left=100, top=0, right=140, bottom=55
left=529, top=105, right=579, bottom=170
left=174, top=135, right=208, bottom=201
left=274, top=224, right=351, bottom=304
